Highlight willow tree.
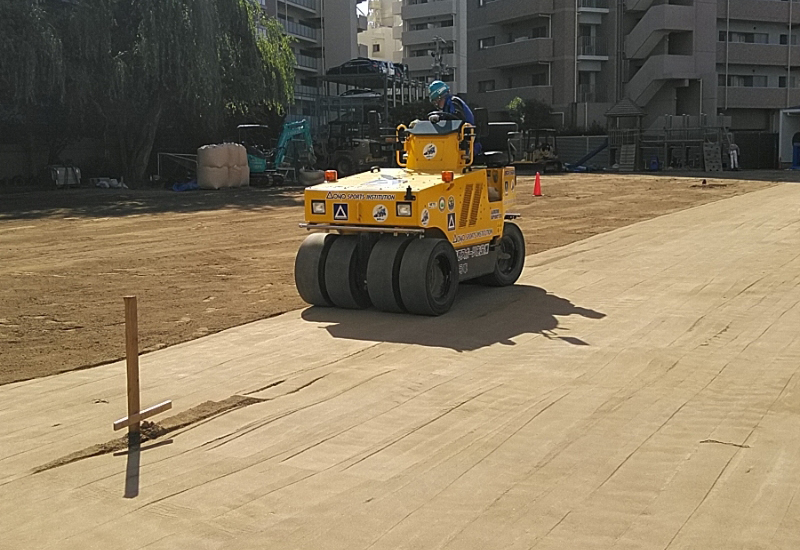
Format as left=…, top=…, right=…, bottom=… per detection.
left=0, top=0, right=64, bottom=107
left=65, top=0, right=295, bottom=184
left=0, top=0, right=68, bottom=167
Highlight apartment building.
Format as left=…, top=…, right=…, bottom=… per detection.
left=400, top=0, right=468, bottom=94
left=467, top=0, right=800, bottom=136
left=719, top=0, right=800, bottom=132
left=358, top=0, right=404, bottom=64
left=260, top=0, right=364, bottom=123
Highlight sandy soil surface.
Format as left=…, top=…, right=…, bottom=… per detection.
left=0, top=171, right=786, bottom=385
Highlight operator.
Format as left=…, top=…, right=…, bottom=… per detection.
left=428, top=80, right=481, bottom=154
left=428, top=80, right=475, bottom=125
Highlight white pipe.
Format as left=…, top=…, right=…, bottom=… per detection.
left=724, top=0, right=729, bottom=110
left=697, top=77, right=703, bottom=119
left=574, top=0, right=579, bottom=104
left=788, top=0, right=793, bottom=108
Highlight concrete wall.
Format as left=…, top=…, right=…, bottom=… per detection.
left=323, top=0, right=360, bottom=70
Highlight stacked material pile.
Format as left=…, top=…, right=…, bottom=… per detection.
left=197, top=143, right=250, bottom=189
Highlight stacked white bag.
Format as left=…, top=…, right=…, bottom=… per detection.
left=229, top=143, right=250, bottom=187
left=197, top=143, right=250, bottom=189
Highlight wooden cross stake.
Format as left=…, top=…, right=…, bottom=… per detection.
left=114, top=296, right=172, bottom=435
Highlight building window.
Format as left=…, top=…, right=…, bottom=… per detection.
left=719, top=74, right=768, bottom=87
left=779, top=76, right=798, bottom=88
left=780, top=34, right=799, bottom=45
left=721, top=31, right=769, bottom=44
left=410, top=22, right=428, bottom=31
left=478, top=80, right=496, bottom=93
left=373, top=44, right=381, bottom=53
left=478, top=37, right=495, bottom=50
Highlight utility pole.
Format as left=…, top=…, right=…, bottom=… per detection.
left=430, top=35, right=449, bottom=81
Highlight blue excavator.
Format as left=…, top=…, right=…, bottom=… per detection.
left=238, top=119, right=320, bottom=186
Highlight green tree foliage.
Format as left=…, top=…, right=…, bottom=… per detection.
left=1, top=0, right=295, bottom=184
left=506, top=97, right=554, bottom=132
left=0, top=0, right=64, bottom=109
left=62, top=0, right=295, bottom=184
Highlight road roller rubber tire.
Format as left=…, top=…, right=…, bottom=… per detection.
left=366, top=236, right=412, bottom=313
left=398, top=238, right=458, bottom=316
left=324, top=235, right=372, bottom=309
left=478, top=222, right=525, bottom=287
left=295, top=233, right=338, bottom=306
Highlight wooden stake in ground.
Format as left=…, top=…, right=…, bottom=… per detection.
left=114, top=296, right=171, bottom=438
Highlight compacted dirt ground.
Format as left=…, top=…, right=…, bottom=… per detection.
left=0, top=171, right=787, bottom=385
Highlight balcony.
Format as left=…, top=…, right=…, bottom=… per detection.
left=477, top=0, right=554, bottom=26
left=286, top=0, right=316, bottom=12
left=295, top=53, right=320, bottom=71
left=281, top=20, right=318, bottom=42
left=402, top=0, right=455, bottom=20
left=722, top=86, right=800, bottom=109
left=578, top=0, right=609, bottom=12
left=402, top=25, right=454, bottom=47
left=717, top=42, right=800, bottom=67
left=474, top=38, right=553, bottom=69
left=625, top=4, right=695, bottom=60
left=719, top=0, right=795, bottom=22
left=577, top=36, right=608, bottom=59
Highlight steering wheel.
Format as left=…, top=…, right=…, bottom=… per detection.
left=427, top=110, right=460, bottom=123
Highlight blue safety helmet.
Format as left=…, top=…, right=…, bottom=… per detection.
left=428, top=80, right=450, bottom=102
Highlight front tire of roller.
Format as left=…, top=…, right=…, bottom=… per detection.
left=324, top=236, right=372, bottom=309
left=399, top=238, right=458, bottom=316
left=478, top=222, right=525, bottom=287
left=367, top=236, right=412, bottom=312
left=295, top=233, right=338, bottom=306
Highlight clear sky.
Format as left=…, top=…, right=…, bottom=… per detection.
left=357, top=0, right=367, bottom=16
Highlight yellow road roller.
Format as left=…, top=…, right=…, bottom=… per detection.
left=294, top=111, right=524, bottom=315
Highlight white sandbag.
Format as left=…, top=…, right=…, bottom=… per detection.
left=197, top=165, right=229, bottom=189
left=228, top=165, right=248, bottom=187
left=225, top=143, right=240, bottom=168
left=197, top=144, right=228, bottom=169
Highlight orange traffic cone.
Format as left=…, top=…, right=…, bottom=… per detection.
left=533, top=172, right=542, bottom=197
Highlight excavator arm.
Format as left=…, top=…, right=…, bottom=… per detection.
left=273, top=119, right=316, bottom=168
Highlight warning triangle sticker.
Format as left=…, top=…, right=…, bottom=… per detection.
left=334, top=203, right=348, bottom=220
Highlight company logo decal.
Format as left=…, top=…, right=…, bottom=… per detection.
left=373, top=204, right=388, bottom=223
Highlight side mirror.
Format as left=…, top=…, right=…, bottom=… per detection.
left=474, top=107, right=489, bottom=138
